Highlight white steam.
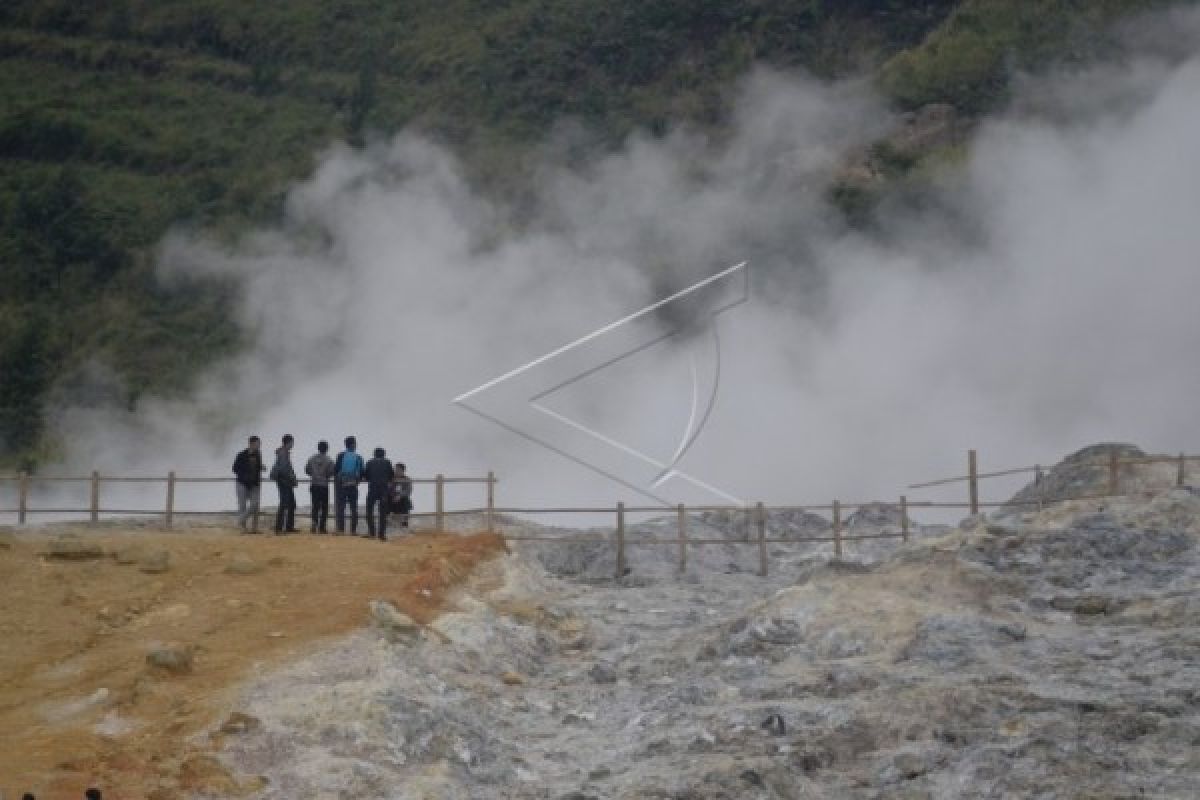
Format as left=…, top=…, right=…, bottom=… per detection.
left=49, top=11, right=1200, bottom=518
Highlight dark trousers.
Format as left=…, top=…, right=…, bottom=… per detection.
left=310, top=485, right=329, bottom=532
left=274, top=481, right=296, bottom=532
left=366, top=485, right=389, bottom=538
left=336, top=485, right=359, bottom=533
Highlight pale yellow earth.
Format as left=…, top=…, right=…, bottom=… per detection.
left=0, top=525, right=506, bottom=799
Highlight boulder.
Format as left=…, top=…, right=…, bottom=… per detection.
left=45, top=536, right=104, bottom=560
left=113, top=546, right=143, bottom=565
left=370, top=600, right=422, bottom=643
left=138, top=549, right=170, bottom=574
left=588, top=662, right=618, bottom=684
left=146, top=644, right=194, bottom=673
left=219, top=711, right=262, bottom=734
left=501, top=670, right=526, bottom=686
left=225, top=553, right=263, bottom=575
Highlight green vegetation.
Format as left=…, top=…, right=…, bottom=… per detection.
left=0, top=0, right=1171, bottom=466
left=879, top=0, right=1175, bottom=111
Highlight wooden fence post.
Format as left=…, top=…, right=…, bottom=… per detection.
left=968, top=449, right=979, bottom=516
left=1177, top=453, right=1186, bottom=488
left=900, top=495, right=909, bottom=543
left=615, top=502, right=626, bottom=579
left=18, top=471, right=28, bottom=526
left=756, top=501, right=768, bottom=577
left=676, top=503, right=687, bottom=573
left=90, top=470, right=100, bottom=525
left=1108, top=451, right=1120, bottom=495
left=486, top=471, right=496, bottom=533
left=832, top=499, right=843, bottom=559
left=1035, top=464, right=1044, bottom=512
left=165, top=471, right=176, bottom=529
left=435, top=474, right=445, bottom=531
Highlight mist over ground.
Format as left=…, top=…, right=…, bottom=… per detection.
left=50, top=7, right=1200, bottom=517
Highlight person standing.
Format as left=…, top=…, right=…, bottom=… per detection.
left=305, top=440, right=335, bottom=533
left=231, top=435, right=264, bottom=533
left=270, top=434, right=298, bottom=534
left=363, top=447, right=395, bottom=540
left=390, top=462, right=413, bottom=530
left=333, top=436, right=364, bottom=535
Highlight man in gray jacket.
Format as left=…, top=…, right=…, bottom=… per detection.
left=305, top=440, right=335, bottom=533
left=270, top=434, right=298, bottom=534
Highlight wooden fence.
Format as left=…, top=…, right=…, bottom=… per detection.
left=2, top=449, right=1194, bottom=579
left=0, top=471, right=497, bottom=533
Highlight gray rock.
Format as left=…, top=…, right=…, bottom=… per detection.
left=369, top=600, right=421, bottom=643
left=225, top=553, right=264, bottom=575
left=45, top=536, right=104, bottom=560
left=146, top=644, right=194, bottom=673
left=138, top=549, right=170, bottom=573
left=588, top=662, right=617, bottom=684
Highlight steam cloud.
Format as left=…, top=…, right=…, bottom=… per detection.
left=50, top=7, right=1200, bottom=517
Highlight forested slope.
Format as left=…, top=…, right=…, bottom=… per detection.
left=0, top=0, right=1169, bottom=467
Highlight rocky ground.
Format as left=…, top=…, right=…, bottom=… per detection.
left=217, top=444, right=1200, bottom=799
left=0, top=525, right=503, bottom=799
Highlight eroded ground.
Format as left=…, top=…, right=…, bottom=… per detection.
left=0, top=525, right=504, bottom=799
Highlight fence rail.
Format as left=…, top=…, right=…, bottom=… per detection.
left=0, top=471, right=497, bottom=532
left=2, top=448, right=1193, bottom=580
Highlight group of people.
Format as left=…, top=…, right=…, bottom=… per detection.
left=231, top=435, right=413, bottom=540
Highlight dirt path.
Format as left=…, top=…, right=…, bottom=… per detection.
left=0, top=525, right=505, bottom=799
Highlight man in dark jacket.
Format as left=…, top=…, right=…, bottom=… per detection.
left=305, top=440, right=335, bottom=533
left=231, top=435, right=264, bottom=533
left=270, top=433, right=299, bottom=534
left=363, top=447, right=395, bottom=540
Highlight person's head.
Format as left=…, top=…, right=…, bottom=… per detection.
left=23, top=793, right=36, bottom=800
left=248, top=435, right=260, bottom=452
left=282, top=434, right=294, bottom=450
left=85, top=790, right=102, bottom=800
left=396, top=463, right=406, bottom=473
left=345, top=436, right=356, bottom=451
left=317, top=440, right=328, bottom=454
left=374, top=447, right=385, bottom=458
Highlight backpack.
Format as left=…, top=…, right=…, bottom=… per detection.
left=337, top=452, right=362, bottom=487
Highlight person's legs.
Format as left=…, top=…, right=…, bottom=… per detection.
left=248, top=485, right=261, bottom=532
left=283, top=484, right=296, bottom=531
left=236, top=483, right=249, bottom=530
left=365, top=488, right=378, bottom=537
left=347, top=486, right=359, bottom=534
left=316, top=486, right=329, bottom=532
left=379, top=496, right=389, bottom=540
left=274, top=482, right=290, bottom=532
left=335, top=486, right=345, bottom=533
left=310, top=486, right=320, bottom=532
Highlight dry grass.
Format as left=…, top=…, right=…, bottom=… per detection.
left=0, top=525, right=506, bottom=799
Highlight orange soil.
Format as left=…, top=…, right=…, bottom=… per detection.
left=0, top=526, right=506, bottom=799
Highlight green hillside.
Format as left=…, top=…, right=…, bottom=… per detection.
left=0, top=0, right=1171, bottom=468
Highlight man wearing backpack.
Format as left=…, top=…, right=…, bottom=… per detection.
left=231, top=435, right=265, bottom=533
left=270, top=434, right=299, bottom=534
left=363, top=447, right=395, bottom=540
left=333, top=436, right=364, bottom=535
left=305, top=440, right=335, bottom=533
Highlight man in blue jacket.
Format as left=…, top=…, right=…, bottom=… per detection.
left=333, top=436, right=364, bottom=535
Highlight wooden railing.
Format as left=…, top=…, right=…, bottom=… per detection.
left=0, top=471, right=498, bottom=533
left=908, top=449, right=1198, bottom=514
left=2, top=448, right=1194, bottom=579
